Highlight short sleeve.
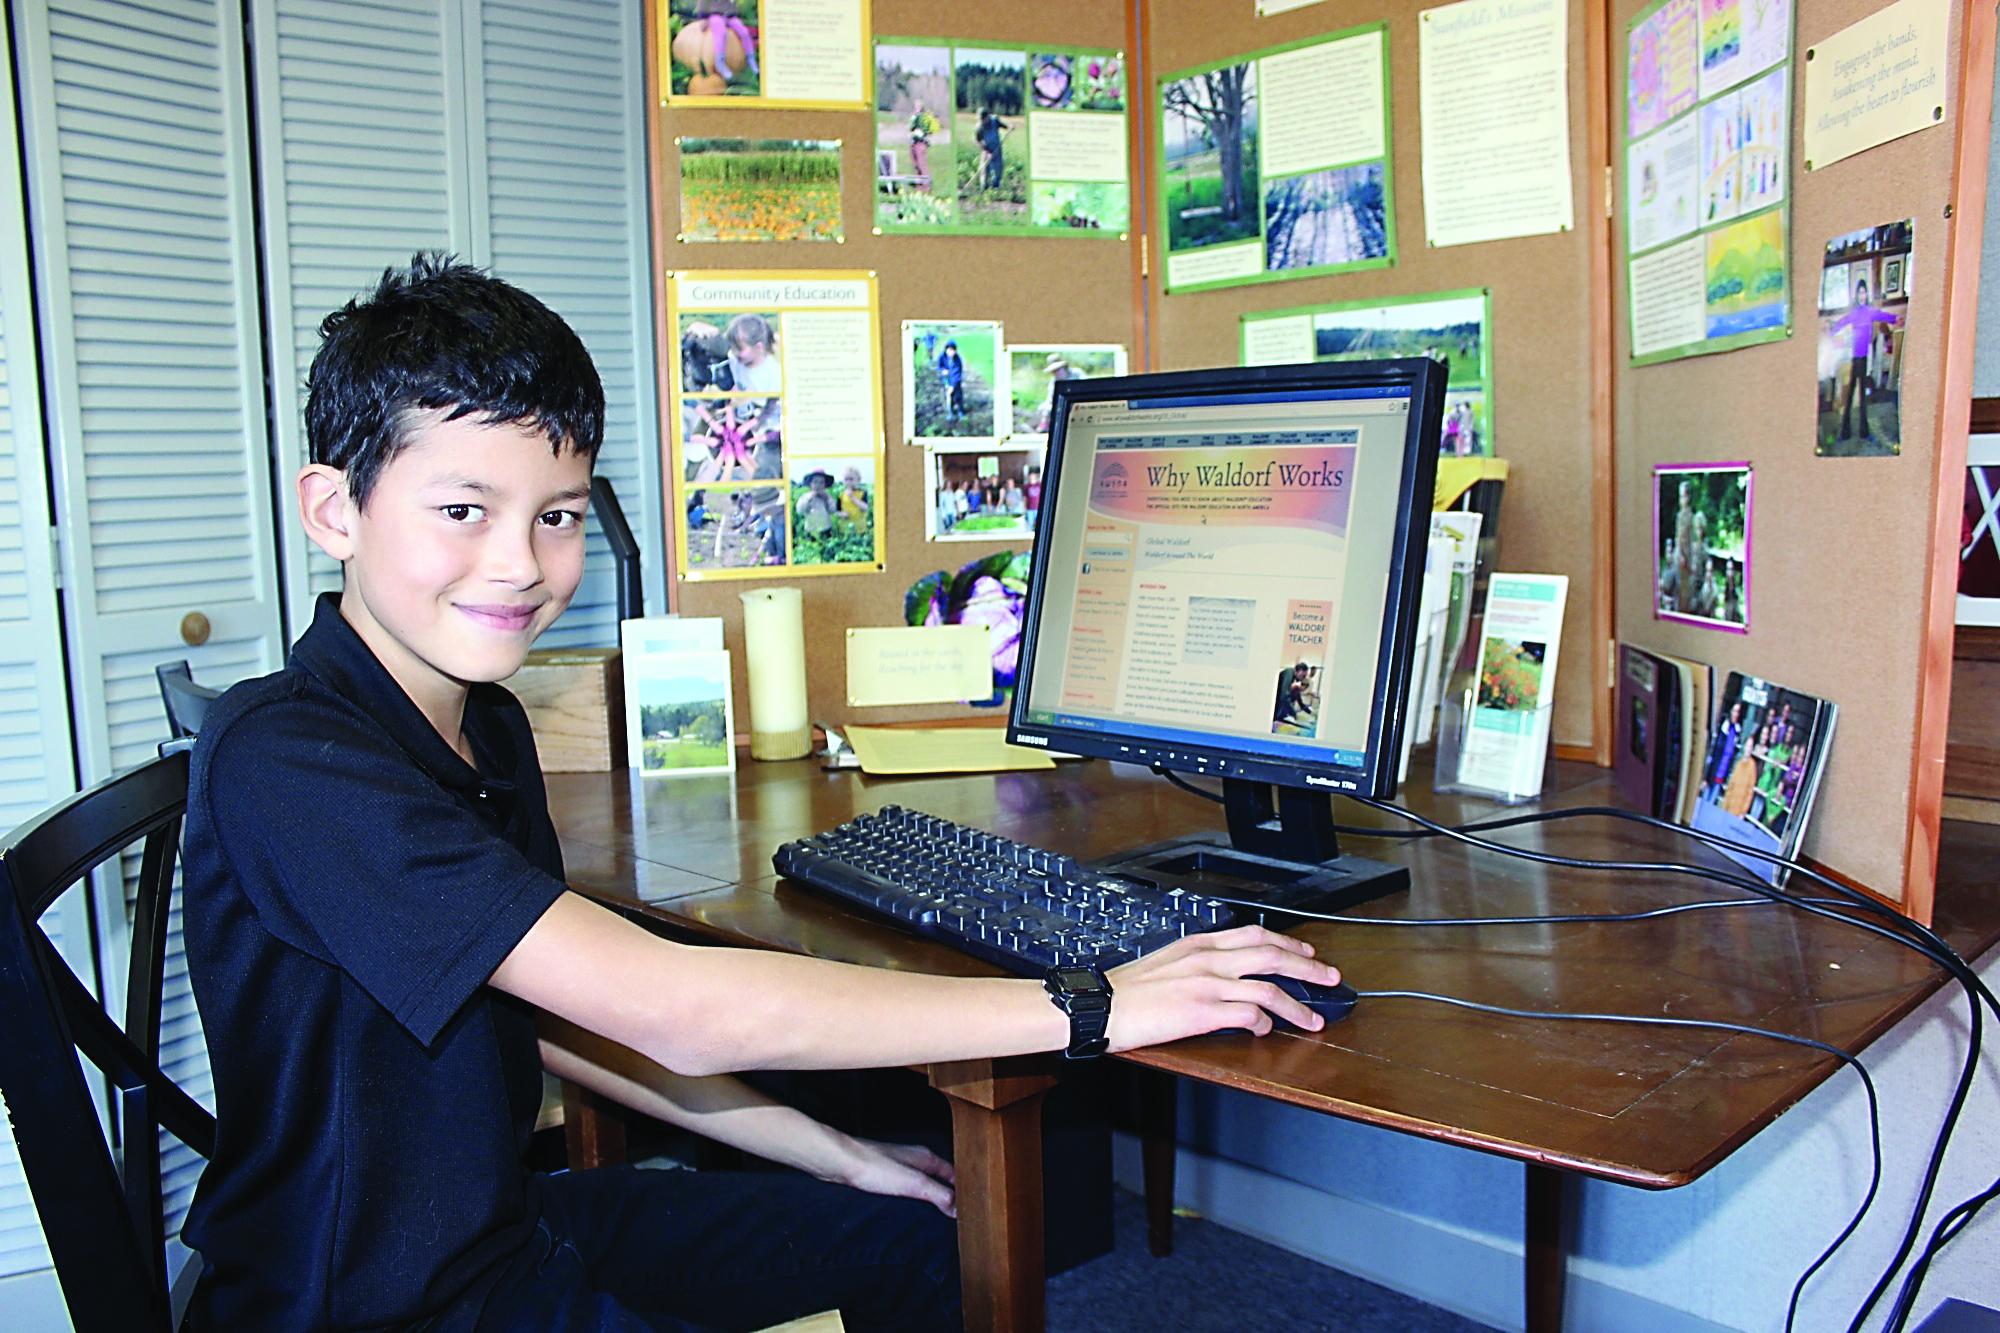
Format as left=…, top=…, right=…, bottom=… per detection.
left=196, top=695, right=566, bottom=1048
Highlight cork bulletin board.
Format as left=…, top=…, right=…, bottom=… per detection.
left=1610, top=0, right=1993, bottom=917
left=648, top=0, right=1143, bottom=729
left=1140, top=0, right=1615, bottom=762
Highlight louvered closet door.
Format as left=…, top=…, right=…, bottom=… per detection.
left=481, top=0, right=663, bottom=643
left=252, top=0, right=485, bottom=632
left=0, top=10, right=87, bottom=1307
left=11, top=0, right=286, bottom=1263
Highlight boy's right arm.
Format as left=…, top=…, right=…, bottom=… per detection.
left=488, top=892, right=1339, bottom=1078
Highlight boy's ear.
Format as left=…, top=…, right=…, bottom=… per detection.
left=297, top=464, right=356, bottom=562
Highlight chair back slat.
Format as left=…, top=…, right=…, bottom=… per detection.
left=0, top=748, right=210, bottom=1332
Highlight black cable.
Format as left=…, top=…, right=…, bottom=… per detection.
left=1357, top=989, right=1881, bottom=1333
left=1888, top=1173, right=2000, bottom=1329
left=1153, top=766, right=1999, bottom=1322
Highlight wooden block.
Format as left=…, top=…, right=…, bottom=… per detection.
left=504, top=647, right=625, bottom=772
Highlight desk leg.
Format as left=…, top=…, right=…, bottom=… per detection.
left=1525, top=1164, right=1570, bottom=1333
left=1137, top=1067, right=1178, bottom=1257
left=929, top=1057, right=1058, bottom=1333
left=561, top=1077, right=628, bottom=1171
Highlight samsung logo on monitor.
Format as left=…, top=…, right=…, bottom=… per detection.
left=1014, top=734, right=1048, bottom=746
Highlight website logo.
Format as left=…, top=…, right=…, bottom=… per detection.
left=1094, top=460, right=1131, bottom=498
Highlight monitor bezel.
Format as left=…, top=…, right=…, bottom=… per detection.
left=1006, top=357, right=1446, bottom=801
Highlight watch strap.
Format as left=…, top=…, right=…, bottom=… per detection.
left=1044, top=966, right=1112, bottom=1059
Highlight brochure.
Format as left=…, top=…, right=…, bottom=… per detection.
left=1439, top=572, right=1568, bottom=801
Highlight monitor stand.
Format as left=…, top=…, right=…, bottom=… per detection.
left=1091, top=778, right=1409, bottom=919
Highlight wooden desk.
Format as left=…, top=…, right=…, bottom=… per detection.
left=544, top=757, right=2000, bottom=1333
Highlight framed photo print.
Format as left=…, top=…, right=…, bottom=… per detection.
left=1654, top=462, right=1751, bottom=632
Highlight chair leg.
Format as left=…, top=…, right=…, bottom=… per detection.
left=1137, top=1067, right=1178, bottom=1257
left=561, top=1078, right=627, bottom=1170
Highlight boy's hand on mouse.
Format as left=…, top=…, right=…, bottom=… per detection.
left=1102, top=926, right=1340, bottom=1051
left=820, top=1134, right=957, bottom=1219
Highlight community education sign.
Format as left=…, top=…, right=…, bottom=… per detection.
left=1802, top=0, right=1950, bottom=172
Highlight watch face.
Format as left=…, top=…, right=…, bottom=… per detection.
left=1054, top=967, right=1101, bottom=991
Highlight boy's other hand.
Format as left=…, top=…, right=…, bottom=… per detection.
left=1103, top=926, right=1338, bottom=1051
left=823, top=1136, right=957, bottom=1219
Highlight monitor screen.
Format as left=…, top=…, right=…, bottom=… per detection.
left=1009, top=358, right=1444, bottom=802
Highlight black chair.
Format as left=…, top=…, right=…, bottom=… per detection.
left=590, top=475, right=644, bottom=622
left=0, top=748, right=213, bottom=1331
left=154, top=661, right=221, bottom=741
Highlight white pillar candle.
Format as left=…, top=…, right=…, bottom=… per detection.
left=738, top=587, right=811, bottom=760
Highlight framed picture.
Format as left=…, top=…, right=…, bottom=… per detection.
left=621, top=645, right=736, bottom=777
left=1883, top=254, right=1906, bottom=299
left=1653, top=462, right=1751, bottom=632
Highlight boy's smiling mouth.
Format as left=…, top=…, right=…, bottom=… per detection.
left=458, top=602, right=542, bottom=632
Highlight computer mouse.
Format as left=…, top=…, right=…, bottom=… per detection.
left=1248, top=974, right=1358, bottom=1028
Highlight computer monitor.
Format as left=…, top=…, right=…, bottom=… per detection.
left=1007, top=357, right=1446, bottom=916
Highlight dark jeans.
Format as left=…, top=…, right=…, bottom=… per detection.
left=473, top=1167, right=962, bottom=1333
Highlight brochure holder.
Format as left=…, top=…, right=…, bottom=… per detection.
left=1433, top=680, right=1556, bottom=804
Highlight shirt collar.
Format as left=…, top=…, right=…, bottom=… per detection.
left=290, top=593, right=519, bottom=796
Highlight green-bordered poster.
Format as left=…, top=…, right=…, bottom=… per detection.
left=1157, top=23, right=1396, bottom=294
left=873, top=39, right=1130, bottom=237
left=1241, top=289, right=1493, bottom=456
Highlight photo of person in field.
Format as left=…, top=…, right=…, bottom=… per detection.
left=955, top=48, right=1028, bottom=223
left=875, top=44, right=954, bottom=227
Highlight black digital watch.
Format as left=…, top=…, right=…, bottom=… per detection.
left=1043, top=965, right=1113, bottom=1059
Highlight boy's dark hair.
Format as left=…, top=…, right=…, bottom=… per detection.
left=306, top=253, right=605, bottom=507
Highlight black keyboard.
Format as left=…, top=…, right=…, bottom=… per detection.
left=772, top=805, right=1237, bottom=975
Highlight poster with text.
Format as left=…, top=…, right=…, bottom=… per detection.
left=661, top=0, right=869, bottom=109
left=874, top=39, right=1129, bottom=237
left=1624, top=0, right=1792, bottom=364
left=668, top=271, right=884, bottom=580
left=1241, top=289, right=1492, bottom=456
left=1158, top=25, right=1395, bottom=294
left=1816, top=220, right=1911, bottom=457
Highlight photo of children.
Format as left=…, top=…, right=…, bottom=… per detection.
left=1271, top=661, right=1323, bottom=737
left=681, top=396, right=781, bottom=482
left=956, top=49, right=1027, bottom=223
left=665, top=0, right=762, bottom=98
left=684, top=485, right=785, bottom=572
left=790, top=457, right=877, bottom=567
left=678, top=138, right=840, bottom=242
left=927, top=444, right=1042, bottom=541
left=1817, top=219, right=1911, bottom=457
left=875, top=44, right=953, bottom=227
left=1654, top=463, right=1750, bottom=631
left=678, top=311, right=782, bottom=393
left=904, top=320, right=1001, bottom=439
left=1007, top=343, right=1126, bottom=437
left=1691, top=673, right=1835, bottom=885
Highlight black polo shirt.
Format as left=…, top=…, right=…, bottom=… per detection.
left=182, top=594, right=568, bottom=1332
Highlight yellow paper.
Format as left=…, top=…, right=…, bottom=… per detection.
left=844, top=725, right=1056, bottom=775
left=1803, top=0, right=1949, bottom=172
left=846, top=625, right=994, bottom=707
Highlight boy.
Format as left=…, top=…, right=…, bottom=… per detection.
left=181, top=256, right=1337, bottom=1333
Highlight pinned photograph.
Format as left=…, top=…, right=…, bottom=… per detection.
left=790, top=457, right=878, bottom=567
left=684, top=485, right=785, bottom=572
left=1007, top=343, right=1127, bottom=437
left=928, top=443, right=1043, bottom=542
left=1816, top=219, right=1910, bottom=457
left=677, top=311, right=782, bottom=394
left=1162, top=63, right=1260, bottom=255
left=1654, top=462, right=1750, bottom=631
left=904, top=320, right=1002, bottom=440
left=666, top=0, right=762, bottom=98
left=623, top=647, right=736, bottom=777
left=875, top=43, right=954, bottom=227
left=1703, top=208, right=1787, bottom=339
left=1264, top=163, right=1388, bottom=272
left=678, top=138, right=842, bottom=243
left=681, top=396, right=781, bottom=483
left=955, top=48, right=1028, bottom=223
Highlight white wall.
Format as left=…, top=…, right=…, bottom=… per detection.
left=1127, top=945, right=2000, bottom=1332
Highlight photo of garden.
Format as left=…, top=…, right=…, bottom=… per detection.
left=1264, top=162, right=1387, bottom=271
left=790, top=458, right=877, bottom=567
left=955, top=49, right=1028, bottom=224
left=1477, top=638, right=1547, bottom=712
left=638, top=682, right=732, bottom=774
left=906, top=321, right=1000, bottom=439
left=875, top=44, right=954, bottom=227
left=1161, top=63, right=1259, bottom=255
left=678, top=138, right=841, bottom=242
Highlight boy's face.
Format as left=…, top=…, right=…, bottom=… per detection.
left=305, top=412, right=593, bottom=712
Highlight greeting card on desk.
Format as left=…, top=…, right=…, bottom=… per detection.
left=1689, top=673, right=1837, bottom=885
left=845, top=625, right=994, bottom=707
left=844, top=725, right=1055, bottom=775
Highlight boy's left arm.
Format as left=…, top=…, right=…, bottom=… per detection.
left=536, top=1013, right=957, bottom=1217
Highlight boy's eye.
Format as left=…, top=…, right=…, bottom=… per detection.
left=539, top=509, right=583, bottom=529
left=442, top=503, right=485, bottom=522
